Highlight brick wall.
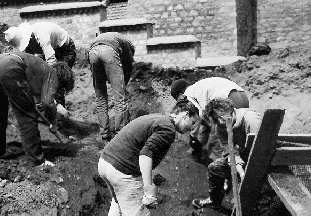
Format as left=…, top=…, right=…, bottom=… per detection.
left=256, top=0, right=311, bottom=49
left=127, top=0, right=238, bottom=57
left=107, top=2, right=128, bottom=20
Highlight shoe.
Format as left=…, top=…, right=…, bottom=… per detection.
left=192, top=197, right=221, bottom=209
left=40, top=160, right=55, bottom=167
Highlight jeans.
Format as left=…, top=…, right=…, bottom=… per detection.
left=89, top=45, right=129, bottom=137
left=98, top=158, right=150, bottom=216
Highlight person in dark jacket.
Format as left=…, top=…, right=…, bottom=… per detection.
left=0, top=50, right=74, bottom=166
left=98, top=99, right=199, bottom=215
left=88, top=32, right=135, bottom=142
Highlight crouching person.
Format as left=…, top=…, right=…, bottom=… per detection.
left=0, top=50, right=74, bottom=166
left=98, top=99, right=199, bottom=215
left=192, top=98, right=261, bottom=210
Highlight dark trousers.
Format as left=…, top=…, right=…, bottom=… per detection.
left=55, top=38, right=76, bottom=69
left=0, top=57, right=44, bottom=164
left=208, top=158, right=231, bottom=204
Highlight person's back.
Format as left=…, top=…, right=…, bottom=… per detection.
left=102, top=113, right=176, bottom=176
left=184, top=77, right=245, bottom=112
left=31, top=22, right=69, bottom=48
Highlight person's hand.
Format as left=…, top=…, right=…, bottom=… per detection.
left=49, top=119, right=58, bottom=134
left=56, top=103, right=69, bottom=118
left=142, top=184, right=158, bottom=209
left=35, top=103, right=45, bottom=113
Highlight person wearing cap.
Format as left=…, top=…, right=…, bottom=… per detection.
left=170, top=77, right=249, bottom=161
left=88, top=32, right=135, bottom=142
left=98, top=99, right=199, bottom=215
left=0, top=49, right=74, bottom=167
left=4, top=22, right=76, bottom=69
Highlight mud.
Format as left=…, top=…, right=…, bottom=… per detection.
left=1, top=47, right=311, bottom=215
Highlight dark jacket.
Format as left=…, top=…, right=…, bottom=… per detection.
left=0, top=50, right=58, bottom=121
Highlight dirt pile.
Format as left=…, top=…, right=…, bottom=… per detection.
left=1, top=47, right=311, bottom=215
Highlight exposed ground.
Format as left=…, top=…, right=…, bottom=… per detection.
left=1, top=46, right=311, bottom=216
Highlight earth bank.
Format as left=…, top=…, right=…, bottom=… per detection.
left=1, top=47, right=311, bottom=215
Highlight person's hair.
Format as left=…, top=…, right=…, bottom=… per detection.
left=53, top=61, right=75, bottom=94
left=170, top=79, right=190, bottom=100
left=204, top=98, right=234, bottom=117
left=171, top=96, right=198, bottom=117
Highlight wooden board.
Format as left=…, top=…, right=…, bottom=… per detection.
left=239, top=109, right=285, bottom=215
left=246, top=133, right=311, bottom=146
left=271, top=147, right=311, bottom=165
left=268, top=167, right=311, bottom=216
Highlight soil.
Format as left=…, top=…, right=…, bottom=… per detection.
left=1, top=46, right=311, bottom=216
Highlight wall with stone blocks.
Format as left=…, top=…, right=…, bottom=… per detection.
left=127, top=0, right=238, bottom=57
left=257, top=0, right=311, bottom=49
left=107, top=2, right=128, bottom=20
left=0, top=5, right=24, bottom=26
left=145, top=45, right=198, bottom=68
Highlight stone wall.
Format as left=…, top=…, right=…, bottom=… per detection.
left=0, top=5, right=24, bottom=26
left=107, top=2, right=128, bottom=20
left=127, top=0, right=238, bottom=57
left=19, top=2, right=105, bottom=48
left=257, top=0, right=311, bottom=49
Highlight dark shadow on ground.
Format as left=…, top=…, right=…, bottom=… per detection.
left=57, top=116, right=100, bottom=138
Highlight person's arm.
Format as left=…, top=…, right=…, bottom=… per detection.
left=36, top=32, right=57, bottom=65
left=41, top=67, right=58, bottom=129
left=139, top=155, right=153, bottom=187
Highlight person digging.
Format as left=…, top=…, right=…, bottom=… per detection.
left=170, top=77, right=249, bottom=163
left=0, top=50, right=74, bottom=167
left=192, top=98, right=261, bottom=210
left=98, top=98, right=199, bottom=215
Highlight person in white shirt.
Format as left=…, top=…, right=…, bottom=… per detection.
left=4, top=22, right=76, bottom=69
left=170, top=77, right=249, bottom=161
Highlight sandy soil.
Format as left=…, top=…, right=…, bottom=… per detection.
left=1, top=47, right=311, bottom=215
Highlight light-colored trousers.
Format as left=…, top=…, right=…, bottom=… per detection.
left=98, top=158, right=151, bottom=216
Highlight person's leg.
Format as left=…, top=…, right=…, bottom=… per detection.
left=98, top=158, right=122, bottom=216
left=192, top=158, right=230, bottom=209
left=101, top=47, right=129, bottom=134
left=208, top=158, right=231, bottom=204
left=0, top=84, right=9, bottom=156
left=55, top=38, right=77, bottom=69
left=98, top=158, right=150, bottom=216
left=0, top=73, right=44, bottom=165
left=228, top=90, right=249, bottom=108
left=89, top=46, right=111, bottom=140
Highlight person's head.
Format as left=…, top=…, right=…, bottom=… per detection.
left=170, top=98, right=199, bottom=134
left=170, top=79, right=190, bottom=100
left=53, top=61, right=75, bottom=96
left=4, top=22, right=32, bottom=52
left=204, top=98, right=235, bottom=126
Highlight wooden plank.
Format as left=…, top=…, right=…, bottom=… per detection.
left=246, top=133, right=311, bottom=145
left=268, top=167, right=311, bottom=216
left=271, top=147, right=311, bottom=165
left=239, top=109, right=285, bottom=215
